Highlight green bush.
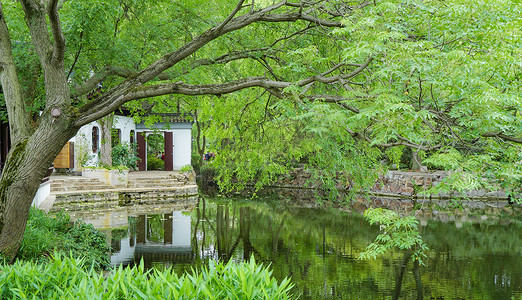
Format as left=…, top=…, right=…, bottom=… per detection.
left=112, top=142, right=139, bottom=170
left=192, top=151, right=202, bottom=173
left=180, top=164, right=193, bottom=173
left=0, top=254, right=295, bottom=299
left=147, top=154, right=164, bottom=170
left=18, top=208, right=110, bottom=269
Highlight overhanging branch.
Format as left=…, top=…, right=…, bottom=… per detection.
left=482, top=131, right=522, bottom=144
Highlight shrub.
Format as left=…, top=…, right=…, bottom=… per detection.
left=180, top=164, right=193, bottom=173
left=0, top=254, right=295, bottom=299
left=112, top=142, right=139, bottom=170
left=191, top=151, right=202, bottom=173
left=18, top=208, right=110, bottom=269
left=147, top=154, right=164, bottom=170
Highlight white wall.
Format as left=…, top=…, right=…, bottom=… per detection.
left=173, top=129, right=192, bottom=170
left=72, top=121, right=101, bottom=171
left=114, top=115, right=136, bottom=144
left=71, top=116, right=136, bottom=171
left=32, top=181, right=50, bottom=208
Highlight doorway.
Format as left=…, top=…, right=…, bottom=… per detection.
left=136, top=132, right=173, bottom=171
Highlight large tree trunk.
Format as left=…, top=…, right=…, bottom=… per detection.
left=0, top=118, right=78, bottom=261
left=99, top=115, right=113, bottom=167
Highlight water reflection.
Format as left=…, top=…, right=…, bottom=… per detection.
left=109, top=212, right=193, bottom=268
left=73, top=196, right=521, bottom=299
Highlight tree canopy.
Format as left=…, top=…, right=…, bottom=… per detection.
left=0, top=0, right=520, bottom=259
left=191, top=0, right=522, bottom=198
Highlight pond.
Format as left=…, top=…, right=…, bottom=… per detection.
left=70, top=196, right=521, bottom=299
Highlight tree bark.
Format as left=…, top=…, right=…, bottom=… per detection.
left=99, top=115, right=113, bottom=167
left=0, top=117, right=78, bottom=261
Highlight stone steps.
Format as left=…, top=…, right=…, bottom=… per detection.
left=50, top=177, right=114, bottom=192
left=126, top=177, right=187, bottom=188
left=127, top=181, right=186, bottom=188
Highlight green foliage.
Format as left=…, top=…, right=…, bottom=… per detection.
left=112, top=142, right=139, bottom=170
left=180, top=164, right=193, bottom=173
left=359, top=208, right=428, bottom=264
left=146, top=134, right=164, bottom=155
left=74, top=134, right=93, bottom=168
left=18, top=208, right=110, bottom=270
left=329, top=0, right=521, bottom=193
left=423, top=148, right=463, bottom=171
left=191, top=151, right=202, bottom=173
left=0, top=254, right=294, bottom=299
left=147, top=154, right=165, bottom=170
left=60, top=221, right=111, bottom=270
left=187, top=0, right=521, bottom=198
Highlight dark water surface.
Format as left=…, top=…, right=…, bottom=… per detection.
left=75, top=197, right=521, bottom=299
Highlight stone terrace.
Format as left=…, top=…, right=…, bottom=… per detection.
left=41, top=171, right=198, bottom=212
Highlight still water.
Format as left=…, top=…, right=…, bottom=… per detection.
left=72, top=197, right=521, bottom=299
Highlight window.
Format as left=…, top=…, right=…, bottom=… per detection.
left=92, top=126, right=99, bottom=153
left=130, top=130, right=135, bottom=144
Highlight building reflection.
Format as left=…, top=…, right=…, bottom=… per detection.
left=110, top=211, right=193, bottom=268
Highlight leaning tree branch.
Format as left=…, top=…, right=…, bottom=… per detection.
left=71, top=48, right=281, bottom=98
left=482, top=131, right=522, bottom=144
left=0, top=3, right=32, bottom=143
left=76, top=0, right=347, bottom=120
left=74, top=77, right=291, bottom=126
left=47, top=0, right=65, bottom=65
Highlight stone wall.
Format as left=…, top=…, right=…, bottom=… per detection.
left=271, top=168, right=511, bottom=200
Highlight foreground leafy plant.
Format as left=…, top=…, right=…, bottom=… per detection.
left=18, top=208, right=110, bottom=269
left=0, top=253, right=295, bottom=300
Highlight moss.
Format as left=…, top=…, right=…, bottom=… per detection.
left=0, top=139, right=28, bottom=233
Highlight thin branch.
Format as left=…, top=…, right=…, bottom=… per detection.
left=432, top=37, right=461, bottom=49
left=297, top=57, right=373, bottom=87
left=216, top=0, right=247, bottom=32
left=305, top=95, right=361, bottom=114
left=67, top=32, right=83, bottom=80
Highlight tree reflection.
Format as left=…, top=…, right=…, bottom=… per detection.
left=392, top=250, right=423, bottom=300
left=106, top=197, right=521, bottom=299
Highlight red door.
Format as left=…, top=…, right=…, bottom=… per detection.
left=164, top=132, right=173, bottom=171
left=137, top=132, right=146, bottom=171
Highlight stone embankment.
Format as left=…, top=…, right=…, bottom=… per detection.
left=42, top=171, right=198, bottom=212
left=259, top=168, right=521, bottom=215
left=273, top=168, right=511, bottom=200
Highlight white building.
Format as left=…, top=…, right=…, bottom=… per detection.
left=66, top=113, right=193, bottom=171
